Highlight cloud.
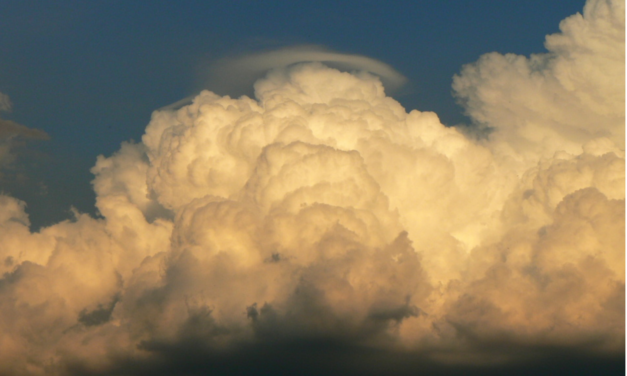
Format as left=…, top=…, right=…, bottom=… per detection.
left=161, top=45, right=408, bottom=112
left=0, top=92, right=12, bottom=113
left=0, top=92, right=50, bottom=187
left=453, top=0, right=624, bottom=169
left=0, top=1, right=623, bottom=375
left=163, top=45, right=408, bottom=111
left=0, top=119, right=49, bottom=141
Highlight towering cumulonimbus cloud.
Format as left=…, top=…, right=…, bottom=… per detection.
left=0, top=0, right=623, bottom=375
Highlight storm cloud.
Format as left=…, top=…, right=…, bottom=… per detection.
left=0, top=1, right=623, bottom=375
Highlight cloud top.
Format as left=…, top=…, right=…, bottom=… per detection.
left=200, top=45, right=407, bottom=99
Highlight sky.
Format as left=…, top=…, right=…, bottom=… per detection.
left=0, top=1, right=624, bottom=376
left=0, top=0, right=589, bottom=228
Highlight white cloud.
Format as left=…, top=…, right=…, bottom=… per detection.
left=453, top=0, right=624, bottom=171
left=0, top=1, right=623, bottom=374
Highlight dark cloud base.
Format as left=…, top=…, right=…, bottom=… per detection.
left=67, top=339, right=624, bottom=376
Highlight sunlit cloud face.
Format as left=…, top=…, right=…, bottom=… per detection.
left=0, top=0, right=623, bottom=375
left=162, top=45, right=409, bottom=111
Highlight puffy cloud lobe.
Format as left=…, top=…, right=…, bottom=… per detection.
left=0, top=1, right=624, bottom=374
left=453, top=0, right=624, bottom=169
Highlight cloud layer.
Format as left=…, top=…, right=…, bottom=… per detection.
left=0, top=1, right=623, bottom=375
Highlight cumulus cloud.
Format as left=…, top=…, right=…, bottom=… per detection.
left=453, top=0, right=624, bottom=171
left=0, top=1, right=623, bottom=375
left=171, top=45, right=408, bottom=111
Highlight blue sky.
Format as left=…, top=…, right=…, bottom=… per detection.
left=0, top=1, right=585, bottom=227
